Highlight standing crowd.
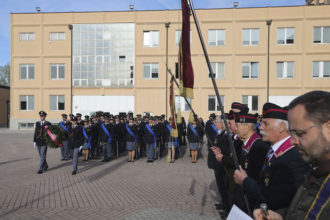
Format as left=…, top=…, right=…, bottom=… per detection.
left=33, top=90, right=329, bottom=220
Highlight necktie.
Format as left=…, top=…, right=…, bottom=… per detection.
left=266, top=148, right=274, bottom=163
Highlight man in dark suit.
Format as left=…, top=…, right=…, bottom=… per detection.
left=234, top=103, right=309, bottom=213
left=33, top=111, right=52, bottom=174
left=69, top=116, right=83, bottom=175
left=59, top=113, right=71, bottom=161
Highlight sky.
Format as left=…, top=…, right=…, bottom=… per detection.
left=1, top=0, right=305, bottom=66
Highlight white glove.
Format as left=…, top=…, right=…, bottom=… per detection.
left=79, top=146, right=83, bottom=152
left=33, top=142, right=37, bottom=148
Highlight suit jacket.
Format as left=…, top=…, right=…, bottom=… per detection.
left=58, top=120, right=71, bottom=140
left=99, top=123, right=115, bottom=143
left=124, top=124, right=138, bottom=142
left=242, top=137, right=309, bottom=210
left=143, top=123, right=158, bottom=144
left=69, top=125, right=84, bottom=149
left=187, top=123, right=204, bottom=143
left=33, top=120, right=52, bottom=146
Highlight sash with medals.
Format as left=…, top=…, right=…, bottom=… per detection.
left=59, top=121, right=67, bottom=132
left=101, top=123, right=111, bottom=143
left=82, top=127, right=91, bottom=149
left=126, top=124, right=137, bottom=143
left=146, top=124, right=157, bottom=149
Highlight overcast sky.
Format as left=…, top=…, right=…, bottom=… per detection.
left=1, top=0, right=305, bottom=66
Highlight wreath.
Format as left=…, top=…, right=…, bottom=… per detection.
left=43, top=125, right=66, bottom=149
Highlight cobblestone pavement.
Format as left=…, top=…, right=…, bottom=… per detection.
left=0, top=130, right=221, bottom=219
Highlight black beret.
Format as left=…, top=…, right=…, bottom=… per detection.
left=235, top=113, right=258, bottom=124
left=262, top=103, right=288, bottom=121
left=228, top=110, right=236, bottom=120
left=231, top=102, right=249, bottom=113
left=61, top=113, right=68, bottom=118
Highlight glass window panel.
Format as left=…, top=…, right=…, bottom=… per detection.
left=143, top=31, right=151, bottom=46
left=208, top=96, right=215, bottom=111
left=242, top=63, right=250, bottom=78
left=218, top=62, right=225, bottom=78
left=20, top=65, right=27, bottom=79
left=29, top=33, right=35, bottom=40
left=143, top=64, right=150, bottom=78
left=152, top=31, right=159, bottom=46
left=313, top=62, right=319, bottom=77
left=50, top=65, right=57, bottom=79
left=81, top=32, right=88, bottom=40
left=242, top=96, right=248, bottom=105
left=208, top=30, right=216, bottom=46
left=81, top=80, right=87, bottom=86
left=287, top=62, right=294, bottom=78
left=314, top=27, right=321, bottom=43
left=324, top=61, right=330, bottom=77
left=252, top=96, right=258, bottom=111
left=88, top=56, right=95, bottom=63
left=176, top=30, right=181, bottom=46
left=323, top=27, right=330, bottom=43
left=251, top=62, right=258, bottom=78
left=286, top=28, right=294, bottom=44
left=50, top=96, right=57, bottom=110
left=20, top=100, right=27, bottom=110
left=217, top=30, right=225, bottom=45
left=277, top=28, right=285, bottom=44
left=28, top=65, right=35, bottom=79
left=277, top=62, right=284, bottom=78
left=251, top=29, right=259, bottom=45
left=73, top=71, right=80, bottom=79
left=81, top=72, right=87, bottom=79
left=58, top=96, right=65, bottom=110
left=242, top=29, right=250, bottom=45
left=73, top=80, right=80, bottom=86
left=58, top=65, right=65, bottom=79
left=28, top=96, right=34, bottom=110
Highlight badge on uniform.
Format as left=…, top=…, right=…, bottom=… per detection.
left=265, top=178, right=270, bottom=187
left=245, top=161, right=248, bottom=169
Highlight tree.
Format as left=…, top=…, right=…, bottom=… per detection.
left=0, top=63, right=10, bottom=87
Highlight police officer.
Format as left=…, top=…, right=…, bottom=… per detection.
left=99, top=115, right=114, bottom=162
left=125, top=117, right=138, bottom=162
left=82, top=116, right=92, bottom=161
left=59, top=113, right=71, bottom=161
left=33, top=111, right=51, bottom=174
left=69, top=116, right=83, bottom=175
left=143, top=117, right=158, bottom=163
left=76, top=113, right=84, bottom=126
left=187, top=118, right=204, bottom=163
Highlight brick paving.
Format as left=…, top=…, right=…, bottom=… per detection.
left=0, top=130, right=221, bottom=219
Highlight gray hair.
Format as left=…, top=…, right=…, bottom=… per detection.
left=274, top=119, right=289, bottom=131
left=214, top=116, right=222, bottom=123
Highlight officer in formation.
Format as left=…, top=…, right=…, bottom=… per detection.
left=33, top=111, right=51, bottom=174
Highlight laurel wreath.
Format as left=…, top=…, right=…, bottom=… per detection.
left=43, top=125, right=66, bottom=149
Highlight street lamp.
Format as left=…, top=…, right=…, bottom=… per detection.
left=165, top=22, right=171, bottom=120
left=36, top=7, right=41, bottom=12
left=266, top=20, right=272, bottom=103
left=234, top=2, right=239, bottom=8
left=129, top=5, right=134, bottom=10
left=68, top=24, right=73, bottom=114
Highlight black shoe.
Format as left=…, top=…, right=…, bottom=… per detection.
left=128, top=160, right=131, bottom=162
left=219, top=210, right=228, bottom=218
left=101, top=159, right=106, bottom=162
left=43, top=166, right=48, bottom=172
left=37, top=170, right=43, bottom=174
left=61, top=159, right=65, bottom=161
left=72, top=171, right=76, bottom=175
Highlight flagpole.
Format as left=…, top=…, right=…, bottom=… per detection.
left=186, top=0, right=252, bottom=216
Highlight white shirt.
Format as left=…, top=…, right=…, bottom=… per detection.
left=269, top=136, right=291, bottom=160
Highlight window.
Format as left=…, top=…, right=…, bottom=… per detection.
left=119, top=56, right=126, bottom=63
left=50, top=64, right=65, bottom=80
left=143, top=31, right=159, bottom=47
left=143, top=63, right=159, bottom=79
left=209, top=62, right=225, bottom=79
left=19, top=123, right=35, bottom=129
left=242, top=95, right=258, bottom=111
left=277, top=61, right=294, bottom=78
left=20, top=64, right=35, bottom=80
left=175, top=96, right=191, bottom=112
left=208, top=95, right=224, bottom=112
left=313, top=26, right=330, bottom=44
left=50, top=32, right=65, bottom=41
left=50, top=95, right=65, bottom=111
left=208, top=29, right=225, bottom=46
left=242, top=62, right=259, bottom=78
left=277, top=28, right=295, bottom=45
left=19, top=32, right=35, bottom=41
left=313, top=61, right=330, bottom=78
left=175, top=30, right=192, bottom=46
left=242, top=29, right=259, bottom=45
left=20, top=95, right=34, bottom=111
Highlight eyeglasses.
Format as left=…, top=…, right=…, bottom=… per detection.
left=289, top=124, right=319, bottom=138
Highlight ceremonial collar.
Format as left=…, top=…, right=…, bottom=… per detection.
left=272, top=136, right=294, bottom=159
left=243, top=132, right=261, bottom=153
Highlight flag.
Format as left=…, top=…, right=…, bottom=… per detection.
left=170, top=76, right=178, bottom=138
left=179, top=0, right=194, bottom=99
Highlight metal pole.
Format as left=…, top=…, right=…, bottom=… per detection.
left=266, top=20, right=272, bottom=103
left=186, top=0, right=251, bottom=215
left=165, top=22, right=171, bottom=120
left=68, top=24, right=73, bottom=114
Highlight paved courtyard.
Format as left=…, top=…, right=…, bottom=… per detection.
left=0, top=130, right=221, bottom=219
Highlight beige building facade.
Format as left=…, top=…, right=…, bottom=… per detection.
left=10, top=5, right=330, bottom=129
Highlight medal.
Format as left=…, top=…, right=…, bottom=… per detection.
left=265, top=178, right=270, bottom=187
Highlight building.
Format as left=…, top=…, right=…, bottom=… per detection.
left=0, top=85, right=10, bottom=127
left=10, top=4, right=330, bottom=129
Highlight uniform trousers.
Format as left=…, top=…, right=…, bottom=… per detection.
left=146, top=143, right=154, bottom=161
left=102, top=142, right=111, bottom=161
left=61, top=140, right=69, bottom=160
left=72, top=148, right=79, bottom=172
left=37, top=145, right=48, bottom=171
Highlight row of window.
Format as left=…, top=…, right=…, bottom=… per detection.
left=19, top=94, right=258, bottom=112
left=19, top=26, right=330, bottom=46
left=20, top=95, right=64, bottom=111
left=20, top=61, right=330, bottom=80
left=143, top=61, right=330, bottom=79
left=20, top=64, right=65, bottom=80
